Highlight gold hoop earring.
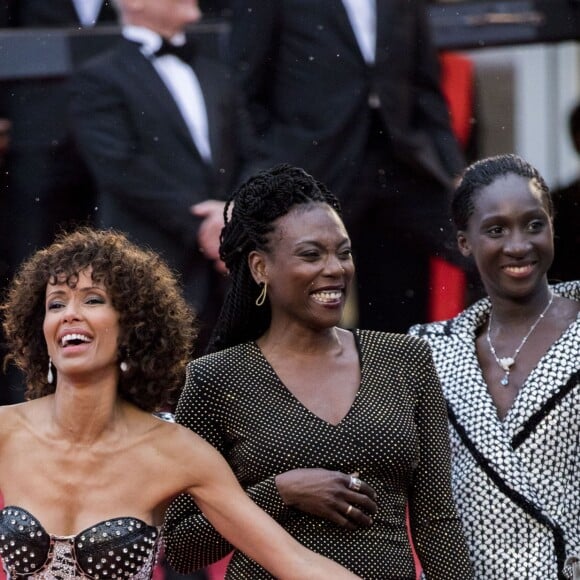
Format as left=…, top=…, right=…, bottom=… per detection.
left=255, top=281, right=268, bottom=307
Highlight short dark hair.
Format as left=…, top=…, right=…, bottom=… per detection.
left=1, top=227, right=196, bottom=411
left=452, top=154, right=553, bottom=231
left=208, top=164, right=342, bottom=353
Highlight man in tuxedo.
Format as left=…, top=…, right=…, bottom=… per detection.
left=69, top=0, right=257, bottom=350
left=229, top=0, right=465, bottom=332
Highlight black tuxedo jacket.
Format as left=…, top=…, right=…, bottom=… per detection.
left=69, top=38, right=257, bottom=310
left=230, top=0, right=464, bottom=198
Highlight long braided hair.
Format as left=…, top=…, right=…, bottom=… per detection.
left=207, top=164, right=342, bottom=353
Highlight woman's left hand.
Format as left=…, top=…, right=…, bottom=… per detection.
left=275, top=468, right=377, bottom=530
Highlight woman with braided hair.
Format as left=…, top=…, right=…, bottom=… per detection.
left=164, top=164, right=472, bottom=579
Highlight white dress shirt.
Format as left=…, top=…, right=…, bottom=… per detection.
left=123, top=26, right=212, bottom=162
left=72, top=0, right=104, bottom=27
left=341, top=0, right=376, bottom=64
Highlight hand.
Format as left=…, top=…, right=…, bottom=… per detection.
left=275, top=468, right=377, bottom=531
left=191, top=200, right=227, bottom=273
left=0, top=118, right=12, bottom=159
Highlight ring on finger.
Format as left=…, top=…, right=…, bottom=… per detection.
left=349, top=475, right=362, bottom=491
left=345, top=504, right=354, bottom=517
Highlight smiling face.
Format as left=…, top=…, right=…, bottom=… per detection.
left=457, top=173, right=554, bottom=300
left=43, top=268, right=121, bottom=383
left=249, top=203, right=354, bottom=330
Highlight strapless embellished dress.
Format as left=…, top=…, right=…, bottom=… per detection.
left=0, top=506, right=160, bottom=579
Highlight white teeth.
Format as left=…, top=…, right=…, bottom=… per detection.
left=312, top=290, right=342, bottom=303
left=60, top=333, right=91, bottom=347
left=505, top=265, right=532, bottom=273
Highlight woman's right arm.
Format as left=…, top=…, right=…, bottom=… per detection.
left=166, top=424, right=360, bottom=579
left=163, top=364, right=237, bottom=572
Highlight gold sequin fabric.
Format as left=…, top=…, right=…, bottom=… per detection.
left=409, top=281, right=580, bottom=579
left=0, top=506, right=160, bottom=579
left=164, top=330, right=473, bottom=579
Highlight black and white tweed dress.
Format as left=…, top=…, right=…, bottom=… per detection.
left=409, top=280, right=580, bottom=580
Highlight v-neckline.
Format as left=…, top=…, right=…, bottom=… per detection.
left=251, top=330, right=363, bottom=428
left=477, top=310, right=580, bottom=426
left=501, top=310, right=580, bottom=425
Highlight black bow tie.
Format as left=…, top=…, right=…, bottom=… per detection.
left=154, top=38, right=195, bottom=63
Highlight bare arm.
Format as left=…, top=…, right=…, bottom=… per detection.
left=172, top=427, right=360, bottom=579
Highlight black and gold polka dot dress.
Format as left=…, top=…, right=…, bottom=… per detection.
left=164, top=330, right=472, bottom=579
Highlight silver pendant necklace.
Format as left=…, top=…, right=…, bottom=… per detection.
left=486, top=291, right=554, bottom=387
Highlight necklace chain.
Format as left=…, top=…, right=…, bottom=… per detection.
left=486, top=291, right=554, bottom=387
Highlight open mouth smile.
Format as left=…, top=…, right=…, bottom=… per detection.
left=60, top=333, right=93, bottom=348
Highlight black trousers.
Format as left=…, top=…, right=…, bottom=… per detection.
left=341, top=112, right=458, bottom=333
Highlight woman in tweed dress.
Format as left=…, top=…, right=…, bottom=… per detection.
left=410, top=154, right=580, bottom=579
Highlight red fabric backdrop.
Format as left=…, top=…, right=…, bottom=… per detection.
left=428, top=51, right=475, bottom=323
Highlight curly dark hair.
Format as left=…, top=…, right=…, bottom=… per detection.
left=1, top=227, right=197, bottom=411
left=452, top=153, right=553, bottom=231
left=208, top=164, right=342, bottom=353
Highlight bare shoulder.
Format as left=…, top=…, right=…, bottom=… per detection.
left=149, top=416, right=213, bottom=457
left=146, top=416, right=227, bottom=489
left=0, top=403, right=20, bottom=439
left=0, top=399, right=42, bottom=437
left=0, top=398, right=51, bottom=462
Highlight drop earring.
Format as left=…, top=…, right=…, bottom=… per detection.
left=47, top=357, right=54, bottom=384
left=255, top=281, right=268, bottom=307
left=120, top=347, right=130, bottom=373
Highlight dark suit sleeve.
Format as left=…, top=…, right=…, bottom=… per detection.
left=163, top=360, right=290, bottom=574
left=406, top=339, right=473, bottom=579
left=68, top=65, right=201, bottom=249
left=228, top=1, right=279, bottom=135
left=412, top=0, right=465, bottom=178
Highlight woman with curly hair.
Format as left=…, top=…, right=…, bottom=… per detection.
left=0, top=227, right=359, bottom=580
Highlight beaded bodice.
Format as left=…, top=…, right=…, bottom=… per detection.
left=0, top=506, right=160, bottom=579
